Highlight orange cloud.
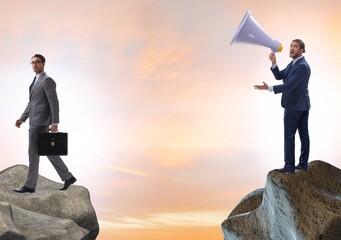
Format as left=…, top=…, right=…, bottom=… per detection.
left=102, top=164, right=147, bottom=177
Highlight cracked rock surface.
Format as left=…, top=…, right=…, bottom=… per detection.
left=221, top=160, right=341, bottom=240
left=0, top=165, right=99, bottom=240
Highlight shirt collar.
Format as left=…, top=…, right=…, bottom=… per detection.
left=292, top=56, right=303, bottom=64
left=35, top=71, right=45, bottom=79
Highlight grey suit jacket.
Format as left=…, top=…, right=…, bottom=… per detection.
left=20, top=72, right=60, bottom=126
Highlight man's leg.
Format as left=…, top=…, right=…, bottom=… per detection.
left=47, top=155, right=73, bottom=181
left=24, top=126, right=43, bottom=188
left=298, top=110, right=310, bottom=168
left=283, top=109, right=301, bottom=172
left=48, top=155, right=76, bottom=190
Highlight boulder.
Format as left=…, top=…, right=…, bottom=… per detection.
left=221, top=160, right=341, bottom=240
left=0, top=165, right=99, bottom=240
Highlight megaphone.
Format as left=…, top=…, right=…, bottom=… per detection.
left=231, top=10, right=283, bottom=53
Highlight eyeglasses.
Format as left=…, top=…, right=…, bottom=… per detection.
left=30, top=61, right=42, bottom=65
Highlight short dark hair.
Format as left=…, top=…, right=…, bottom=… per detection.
left=31, top=54, right=46, bottom=63
left=292, top=39, right=305, bottom=53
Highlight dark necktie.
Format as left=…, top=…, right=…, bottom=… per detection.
left=284, top=61, right=293, bottom=78
left=287, top=61, right=293, bottom=71
left=29, top=76, right=36, bottom=93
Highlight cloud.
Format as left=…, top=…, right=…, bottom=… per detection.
left=2, top=2, right=341, bottom=240
left=102, top=164, right=147, bottom=177
left=99, top=210, right=227, bottom=230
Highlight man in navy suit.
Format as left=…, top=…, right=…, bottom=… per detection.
left=254, top=39, right=311, bottom=174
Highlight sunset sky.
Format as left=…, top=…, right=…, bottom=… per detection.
left=0, top=0, right=341, bottom=239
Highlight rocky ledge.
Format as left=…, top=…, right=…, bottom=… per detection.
left=221, top=160, right=341, bottom=240
left=0, top=165, right=99, bottom=240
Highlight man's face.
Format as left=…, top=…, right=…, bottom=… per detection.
left=289, top=41, right=303, bottom=59
left=30, top=57, right=45, bottom=74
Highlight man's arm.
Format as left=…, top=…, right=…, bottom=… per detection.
left=273, top=64, right=309, bottom=94
left=254, top=53, right=280, bottom=92
left=15, top=102, right=31, bottom=128
left=44, top=78, right=60, bottom=125
left=20, top=102, right=30, bottom=122
left=44, top=78, right=60, bottom=132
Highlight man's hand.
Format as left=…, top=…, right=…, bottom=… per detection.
left=254, top=82, right=269, bottom=90
left=15, top=119, right=23, bottom=128
left=50, top=124, right=58, bottom=132
left=269, top=52, right=276, bottom=64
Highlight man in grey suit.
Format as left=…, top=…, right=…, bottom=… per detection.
left=14, top=54, right=76, bottom=193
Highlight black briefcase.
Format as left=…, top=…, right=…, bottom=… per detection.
left=37, top=132, right=68, bottom=156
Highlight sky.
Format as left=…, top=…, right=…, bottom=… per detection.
left=0, top=0, right=341, bottom=239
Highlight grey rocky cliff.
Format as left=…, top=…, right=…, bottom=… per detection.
left=0, top=164, right=99, bottom=240
left=221, top=160, right=341, bottom=240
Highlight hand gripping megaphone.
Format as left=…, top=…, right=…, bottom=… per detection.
left=231, top=10, right=283, bottom=53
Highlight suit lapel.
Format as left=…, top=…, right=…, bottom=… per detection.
left=284, top=57, right=305, bottom=79
left=284, top=61, right=293, bottom=78
left=29, top=73, right=46, bottom=99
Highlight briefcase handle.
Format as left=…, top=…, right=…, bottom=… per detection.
left=48, top=128, right=59, bottom=133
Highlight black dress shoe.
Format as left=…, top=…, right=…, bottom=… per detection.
left=60, top=176, right=77, bottom=190
left=274, top=168, right=294, bottom=174
left=13, top=186, right=35, bottom=193
left=295, top=164, right=308, bottom=171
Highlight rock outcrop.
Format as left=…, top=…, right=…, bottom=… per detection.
left=0, top=165, right=99, bottom=240
left=221, top=160, right=341, bottom=240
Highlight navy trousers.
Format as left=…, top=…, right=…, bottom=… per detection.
left=283, top=109, right=310, bottom=171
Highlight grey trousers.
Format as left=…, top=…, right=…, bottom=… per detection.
left=25, top=125, right=73, bottom=188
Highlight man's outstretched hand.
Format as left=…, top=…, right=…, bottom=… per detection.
left=254, top=82, right=269, bottom=90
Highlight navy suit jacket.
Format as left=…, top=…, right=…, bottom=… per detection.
left=271, top=57, right=311, bottom=111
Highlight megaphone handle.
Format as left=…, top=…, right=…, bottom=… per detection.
left=269, top=52, right=277, bottom=64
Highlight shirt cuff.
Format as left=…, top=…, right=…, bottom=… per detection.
left=271, top=63, right=277, bottom=69
left=268, top=85, right=274, bottom=92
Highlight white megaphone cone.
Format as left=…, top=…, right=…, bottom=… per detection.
left=231, top=10, right=283, bottom=53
